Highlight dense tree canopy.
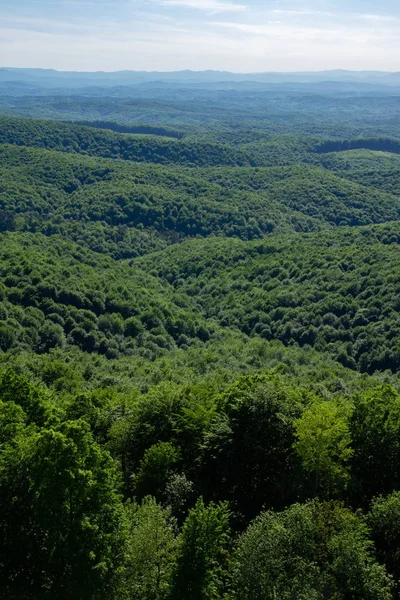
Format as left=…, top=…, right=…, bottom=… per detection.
left=1, top=88, right=400, bottom=599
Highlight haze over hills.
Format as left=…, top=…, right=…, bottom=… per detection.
left=2, top=67, right=400, bottom=89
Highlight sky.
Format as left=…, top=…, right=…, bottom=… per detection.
left=1, top=0, right=400, bottom=72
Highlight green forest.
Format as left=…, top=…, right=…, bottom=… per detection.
left=2, top=82, right=400, bottom=600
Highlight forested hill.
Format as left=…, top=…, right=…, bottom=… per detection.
left=0, top=116, right=252, bottom=167
left=3, top=143, right=400, bottom=262
left=138, top=223, right=400, bottom=373
left=3, top=114, right=400, bottom=167
left=2, top=223, right=400, bottom=374
left=2, top=90, right=400, bottom=600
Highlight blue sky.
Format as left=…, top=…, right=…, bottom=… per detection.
left=1, top=0, right=400, bottom=72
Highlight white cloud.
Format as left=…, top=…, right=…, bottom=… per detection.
left=157, top=0, right=247, bottom=13
left=360, top=13, right=396, bottom=22
left=0, top=13, right=98, bottom=33
left=272, top=9, right=336, bottom=18
left=210, top=19, right=400, bottom=53
left=213, top=22, right=283, bottom=35
left=270, top=8, right=397, bottom=24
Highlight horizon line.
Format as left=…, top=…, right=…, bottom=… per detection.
left=1, top=66, right=398, bottom=75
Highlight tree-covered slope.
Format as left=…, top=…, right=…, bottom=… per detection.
left=313, top=148, right=400, bottom=196
left=196, top=163, right=400, bottom=226
left=0, top=144, right=319, bottom=258
left=3, top=143, right=400, bottom=263
left=4, top=222, right=400, bottom=374
left=139, top=223, right=400, bottom=373
left=0, top=115, right=252, bottom=167
left=0, top=232, right=213, bottom=359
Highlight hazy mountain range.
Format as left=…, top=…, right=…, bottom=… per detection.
left=2, top=67, right=400, bottom=92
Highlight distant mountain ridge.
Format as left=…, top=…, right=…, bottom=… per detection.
left=2, top=67, right=400, bottom=89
